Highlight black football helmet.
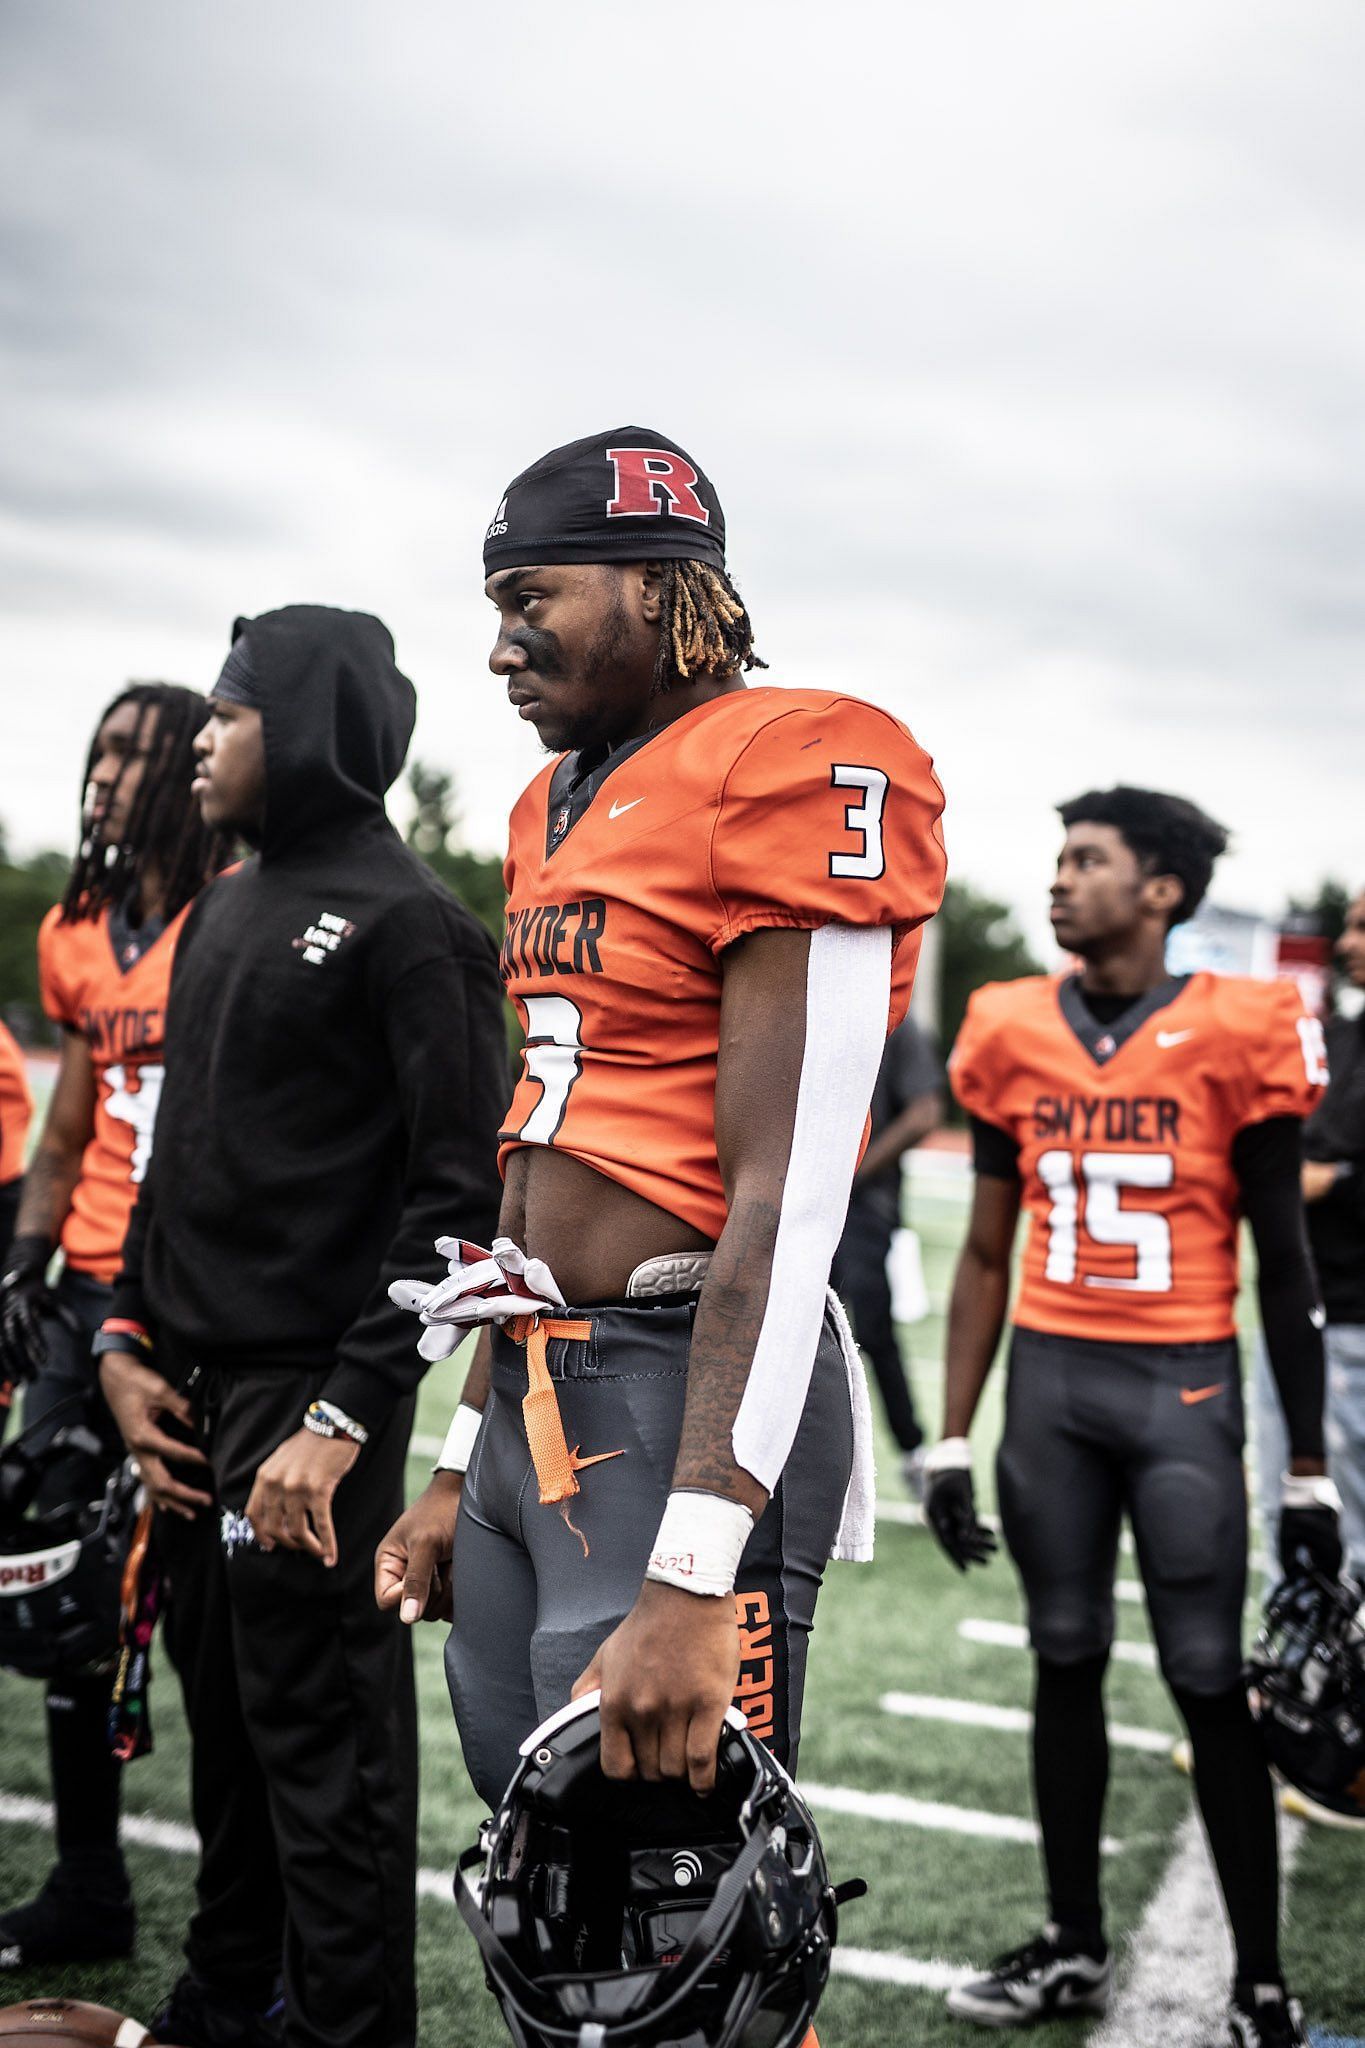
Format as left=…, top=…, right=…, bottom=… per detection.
left=1247, top=1569, right=1365, bottom=1823
left=457, top=1693, right=863, bottom=2048
left=0, top=1396, right=141, bottom=1679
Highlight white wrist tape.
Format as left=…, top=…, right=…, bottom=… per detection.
left=645, top=1490, right=754, bottom=1599
left=923, top=1436, right=973, bottom=1476
left=434, top=1403, right=483, bottom=1476
left=1280, top=1471, right=1342, bottom=1512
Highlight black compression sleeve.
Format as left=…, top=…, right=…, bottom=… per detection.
left=1233, top=1116, right=1325, bottom=1462
left=970, top=1114, right=1020, bottom=1181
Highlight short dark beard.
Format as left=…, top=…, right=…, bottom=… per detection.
left=540, top=582, right=636, bottom=755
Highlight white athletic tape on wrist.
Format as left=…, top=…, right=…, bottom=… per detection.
left=1280, top=1471, right=1342, bottom=1512
left=646, top=1490, right=754, bottom=1598
left=435, top=1403, right=483, bottom=1475
left=923, top=1436, right=973, bottom=1477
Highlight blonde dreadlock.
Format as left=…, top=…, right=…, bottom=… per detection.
left=652, top=560, right=767, bottom=694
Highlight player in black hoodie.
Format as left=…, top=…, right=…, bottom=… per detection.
left=98, top=607, right=506, bottom=2048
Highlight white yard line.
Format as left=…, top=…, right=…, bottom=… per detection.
left=833, top=1946, right=973, bottom=1990
left=959, top=1617, right=1159, bottom=1670
left=880, top=1691, right=1172, bottom=1756
left=800, top=1780, right=1121, bottom=1854
left=1089, top=1811, right=1304, bottom=2048
left=0, top=1789, right=986, bottom=1995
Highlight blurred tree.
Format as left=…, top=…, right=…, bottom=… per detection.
left=404, top=763, right=505, bottom=943
left=938, top=879, right=1042, bottom=1071
left=0, top=840, right=70, bottom=1042
left=1285, top=879, right=1350, bottom=948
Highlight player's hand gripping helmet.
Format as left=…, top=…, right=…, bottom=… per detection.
left=0, top=1398, right=141, bottom=1679
left=1247, top=1569, right=1365, bottom=1823
left=457, top=1693, right=864, bottom=2048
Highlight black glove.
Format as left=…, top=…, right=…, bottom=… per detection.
left=1279, top=1474, right=1343, bottom=1582
left=923, top=1439, right=998, bottom=1572
left=0, top=1235, right=62, bottom=1384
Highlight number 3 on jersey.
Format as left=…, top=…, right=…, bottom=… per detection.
left=829, top=764, right=888, bottom=880
left=514, top=995, right=584, bottom=1144
left=1039, top=1149, right=1175, bottom=1293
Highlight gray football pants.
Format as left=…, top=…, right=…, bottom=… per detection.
left=998, top=1325, right=1248, bottom=1695
left=447, top=1296, right=853, bottom=1808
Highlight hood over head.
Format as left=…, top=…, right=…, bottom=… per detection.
left=217, top=605, right=416, bottom=857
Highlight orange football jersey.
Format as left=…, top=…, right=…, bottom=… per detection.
left=0, top=1019, right=33, bottom=1185
left=499, top=687, right=947, bottom=1239
left=38, top=903, right=193, bottom=1281
left=951, top=972, right=1326, bottom=1343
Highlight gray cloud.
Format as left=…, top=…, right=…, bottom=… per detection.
left=2, top=0, right=1363, bottom=946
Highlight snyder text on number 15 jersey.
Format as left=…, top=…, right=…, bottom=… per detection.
left=951, top=972, right=1327, bottom=1344
left=498, top=687, right=947, bottom=1240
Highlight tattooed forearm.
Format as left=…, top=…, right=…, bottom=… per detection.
left=672, top=1190, right=781, bottom=1513
left=15, top=1140, right=83, bottom=1245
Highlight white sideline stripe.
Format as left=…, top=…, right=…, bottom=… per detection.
left=880, top=1691, right=1172, bottom=1756
left=1089, top=1810, right=1303, bottom=2048
left=960, top=1617, right=1159, bottom=1670
left=800, top=1779, right=1121, bottom=1855
left=0, top=1789, right=983, bottom=1992
left=833, top=1946, right=973, bottom=1990
left=0, top=1790, right=198, bottom=1856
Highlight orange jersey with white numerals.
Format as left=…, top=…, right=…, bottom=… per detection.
left=0, top=1019, right=32, bottom=1185
left=38, top=903, right=193, bottom=1281
left=498, top=687, right=947, bottom=1238
left=951, top=972, right=1326, bottom=1343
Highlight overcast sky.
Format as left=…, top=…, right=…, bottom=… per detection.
left=3, top=1, right=1362, bottom=956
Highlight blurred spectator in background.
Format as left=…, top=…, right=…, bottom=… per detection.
left=830, top=1011, right=945, bottom=1499
left=1257, top=886, right=1365, bottom=1583
left=0, top=1018, right=32, bottom=1265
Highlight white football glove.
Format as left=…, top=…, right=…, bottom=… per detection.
left=389, top=1237, right=567, bottom=1361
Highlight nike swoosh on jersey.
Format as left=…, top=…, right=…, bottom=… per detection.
left=1155, top=1029, right=1195, bottom=1047
left=608, top=797, right=645, bottom=820
left=1180, top=1382, right=1227, bottom=1405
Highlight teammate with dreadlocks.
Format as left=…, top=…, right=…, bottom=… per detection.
left=377, top=428, right=947, bottom=1948
left=0, top=681, right=230, bottom=1974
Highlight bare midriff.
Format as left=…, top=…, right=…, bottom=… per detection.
left=501, top=1147, right=715, bottom=1305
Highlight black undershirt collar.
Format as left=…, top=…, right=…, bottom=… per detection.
left=1059, top=973, right=1190, bottom=1066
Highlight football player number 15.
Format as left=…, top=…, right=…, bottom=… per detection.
left=1039, top=1149, right=1175, bottom=1293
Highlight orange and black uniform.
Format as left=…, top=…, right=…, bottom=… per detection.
left=0, top=1019, right=32, bottom=1264
left=951, top=968, right=1326, bottom=1976
left=37, top=901, right=188, bottom=1282
left=451, top=687, right=946, bottom=1805
left=951, top=969, right=1324, bottom=1688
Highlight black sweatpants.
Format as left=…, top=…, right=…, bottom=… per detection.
left=158, top=1361, right=417, bottom=2048
left=448, top=1295, right=854, bottom=1808
left=830, top=1193, right=922, bottom=1454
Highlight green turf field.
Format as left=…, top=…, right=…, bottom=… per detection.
left=1, top=1151, right=1362, bottom=2044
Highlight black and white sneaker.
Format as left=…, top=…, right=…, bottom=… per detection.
left=0, top=1863, right=134, bottom=1970
left=947, top=1927, right=1113, bottom=2028
left=1228, top=1982, right=1308, bottom=2048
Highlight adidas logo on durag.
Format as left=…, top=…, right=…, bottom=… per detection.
left=486, top=495, right=509, bottom=541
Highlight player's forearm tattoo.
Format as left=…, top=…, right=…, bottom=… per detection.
left=14, top=1142, right=81, bottom=1244
left=674, top=1193, right=781, bottom=1503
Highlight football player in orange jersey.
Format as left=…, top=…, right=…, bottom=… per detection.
left=0, top=684, right=230, bottom=1973
left=377, top=429, right=947, bottom=1853
left=0, top=1018, right=33, bottom=1268
left=924, top=788, right=1338, bottom=2048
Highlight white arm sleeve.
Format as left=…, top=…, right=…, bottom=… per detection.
left=731, top=922, right=893, bottom=1489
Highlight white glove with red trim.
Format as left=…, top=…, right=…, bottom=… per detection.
left=389, top=1237, right=567, bottom=1361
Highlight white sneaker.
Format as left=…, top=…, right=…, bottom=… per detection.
left=947, top=1928, right=1113, bottom=2029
